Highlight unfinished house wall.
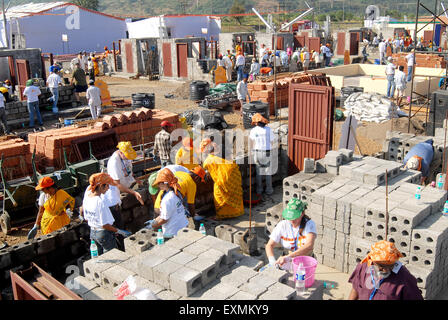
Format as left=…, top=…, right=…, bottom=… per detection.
left=0, top=48, right=43, bottom=85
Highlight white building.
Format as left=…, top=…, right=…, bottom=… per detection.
left=126, top=14, right=221, bottom=40
left=0, top=2, right=127, bottom=54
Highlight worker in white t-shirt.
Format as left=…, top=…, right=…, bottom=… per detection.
left=86, top=80, right=102, bottom=119
left=103, top=141, right=144, bottom=249
left=0, top=92, right=9, bottom=134
left=222, top=54, right=233, bottom=82
left=265, top=198, right=317, bottom=269
left=46, top=65, right=63, bottom=114
left=145, top=168, right=189, bottom=238
left=23, top=79, right=42, bottom=129
left=249, top=113, right=276, bottom=196
left=82, top=173, right=131, bottom=255
left=378, top=40, right=386, bottom=65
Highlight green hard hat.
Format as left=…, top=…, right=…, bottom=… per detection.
left=26, top=79, right=34, bottom=87
left=282, top=198, right=307, bottom=220
left=148, top=171, right=159, bottom=195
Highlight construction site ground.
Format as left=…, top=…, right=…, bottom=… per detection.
left=2, top=75, right=447, bottom=299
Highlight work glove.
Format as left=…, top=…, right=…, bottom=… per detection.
left=27, top=224, right=39, bottom=240
left=144, top=219, right=155, bottom=230
left=268, top=256, right=277, bottom=267
left=116, top=229, right=132, bottom=238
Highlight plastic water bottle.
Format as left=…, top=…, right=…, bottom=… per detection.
left=295, top=262, right=306, bottom=294
left=443, top=201, right=448, bottom=217
left=157, top=229, right=164, bottom=245
left=415, top=186, right=422, bottom=200
left=323, top=281, right=335, bottom=289
left=199, top=223, right=206, bottom=235
left=90, top=240, right=98, bottom=259
left=437, top=174, right=445, bottom=190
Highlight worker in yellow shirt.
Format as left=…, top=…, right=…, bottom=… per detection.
left=151, top=166, right=206, bottom=218
left=175, top=137, right=201, bottom=171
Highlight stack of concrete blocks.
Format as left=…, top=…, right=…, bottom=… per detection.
left=280, top=148, right=448, bottom=299
left=70, top=228, right=307, bottom=300
left=119, top=187, right=154, bottom=234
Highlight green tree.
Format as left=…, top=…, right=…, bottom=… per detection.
left=317, top=14, right=326, bottom=22
left=73, top=0, right=99, bottom=11
left=229, top=0, right=246, bottom=25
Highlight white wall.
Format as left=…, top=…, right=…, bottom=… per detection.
left=0, top=4, right=127, bottom=54
left=127, top=16, right=221, bottom=41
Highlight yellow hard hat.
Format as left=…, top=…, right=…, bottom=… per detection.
left=117, top=141, right=137, bottom=160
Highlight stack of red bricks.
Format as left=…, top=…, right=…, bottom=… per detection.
left=28, top=108, right=181, bottom=170
left=392, top=53, right=446, bottom=72
left=247, top=74, right=315, bottom=114
left=0, top=138, right=32, bottom=180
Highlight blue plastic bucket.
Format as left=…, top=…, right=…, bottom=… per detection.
left=374, top=59, right=380, bottom=65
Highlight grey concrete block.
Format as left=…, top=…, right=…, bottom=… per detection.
left=164, top=236, right=194, bottom=251
left=239, top=280, right=269, bottom=297
left=83, top=249, right=131, bottom=284
left=127, top=275, right=165, bottom=295
left=197, top=248, right=227, bottom=273
left=233, top=253, right=264, bottom=271
left=220, top=265, right=258, bottom=288
left=303, top=158, right=315, bottom=173
left=349, top=236, right=373, bottom=257
left=322, top=246, right=335, bottom=258
left=323, top=255, right=336, bottom=268
left=325, top=164, right=339, bottom=175
left=176, top=227, right=206, bottom=242
left=101, top=265, right=136, bottom=290
left=215, top=224, right=239, bottom=243
left=185, top=256, right=219, bottom=286
left=137, top=254, right=166, bottom=282
left=153, top=260, right=184, bottom=289
left=363, top=168, right=386, bottom=185
left=182, top=242, right=210, bottom=257
left=365, top=199, right=399, bottom=223
left=82, top=287, right=116, bottom=300
left=169, top=266, right=202, bottom=296
left=124, top=235, right=152, bottom=256
left=228, top=290, right=258, bottom=300
left=350, top=214, right=364, bottom=227
left=67, top=276, right=98, bottom=297
left=200, top=283, right=240, bottom=300
left=260, top=282, right=296, bottom=300
left=168, top=252, right=197, bottom=266
left=257, top=266, right=289, bottom=284
left=390, top=204, right=431, bottom=229
left=351, top=225, right=365, bottom=238
left=323, top=216, right=336, bottom=229
left=145, top=244, right=181, bottom=259
left=157, top=290, right=181, bottom=300
left=339, top=148, right=354, bottom=163
left=324, top=151, right=343, bottom=166
left=196, top=235, right=240, bottom=265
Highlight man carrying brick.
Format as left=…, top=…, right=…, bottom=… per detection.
left=154, top=120, right=174, bottom=168
left=86, top=80, right=102, bottom=119
left=23, top=79, right=43, bottom=129
left=348, top=240, right=423, bottom=300
left=403, top=139, right=434, bottom=184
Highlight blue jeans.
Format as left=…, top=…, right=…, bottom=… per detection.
left=27, top=101, right=43, bottom=128
left=386, top=75, right=396, bottom=98
left=237, top=65, right=244, bottom=82
left=407, top=66, right=413, bottom=82
left=90, top=229, right=117, bottom=256
left=325, top=56, right=331, bottom=67
left=48, top=87, right=59, bottom=113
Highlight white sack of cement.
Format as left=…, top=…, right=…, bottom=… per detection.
left=343, top=92, right=399, bottom=123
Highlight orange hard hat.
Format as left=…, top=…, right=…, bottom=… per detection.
left=35, top=177, right=55, bottom=190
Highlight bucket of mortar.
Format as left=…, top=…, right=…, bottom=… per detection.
left=292, top=256, right=318, bottom=288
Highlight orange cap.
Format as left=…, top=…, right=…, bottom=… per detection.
left=191, top=166, right=206, bottom=182
left=35, top=177, right=55, bottom=190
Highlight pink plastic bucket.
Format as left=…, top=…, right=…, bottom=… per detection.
left=292, top=256, right=318, bottom=288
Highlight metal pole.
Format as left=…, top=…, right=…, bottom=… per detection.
left=408, top=0, right=420, bottom=133
left=385, top=169, right=389, bottom=239
left=113, top=41, right=117, bottom=72
left=432, top=0, right=439, bottom=50
left=274, top=27, right=278, bottom=119
left=2, top=0, right=9, bottom=49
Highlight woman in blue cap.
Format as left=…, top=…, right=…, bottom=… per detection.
left=265, top=198, right=317, bottom=268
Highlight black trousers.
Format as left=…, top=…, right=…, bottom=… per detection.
left=109, top=204, right=124, bottom=251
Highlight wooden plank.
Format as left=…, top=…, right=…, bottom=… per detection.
left=35, top=276, right=78, bottom=300
left=31, top=281, right=54, bottom=299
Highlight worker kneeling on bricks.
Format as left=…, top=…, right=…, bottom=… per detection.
left=144, top=168, right=189, bottom=239
left=265, top=198, right=317, bottom=269
left=28, top=177, right=75, bottom=239
left=82, top=173, right=131, bottom=255
left=403, top=139, right=434, bottom=184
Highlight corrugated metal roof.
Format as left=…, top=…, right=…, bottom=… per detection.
left=2, top=2, right=68, bottom=20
